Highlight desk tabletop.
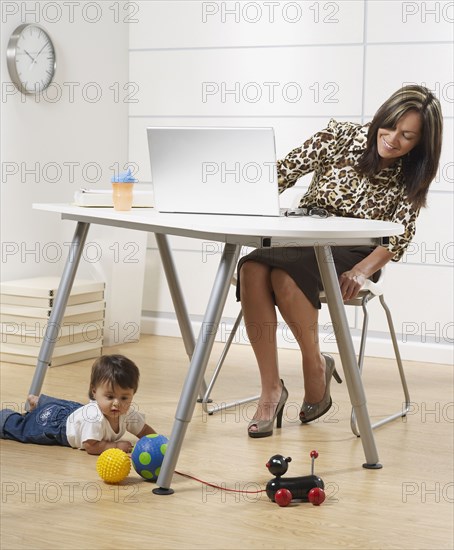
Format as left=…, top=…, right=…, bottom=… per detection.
left=33, top=203, right=404, bottom=247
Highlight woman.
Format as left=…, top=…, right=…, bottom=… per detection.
left=237, top=85, right=443, bottom=438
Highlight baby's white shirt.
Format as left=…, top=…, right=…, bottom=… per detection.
left=65, top=401, right=145, bottom=449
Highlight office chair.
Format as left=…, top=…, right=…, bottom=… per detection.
left=201, top=267, right=411, bottom=437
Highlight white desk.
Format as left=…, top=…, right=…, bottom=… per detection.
left=31, top=204, right=403, bottom=493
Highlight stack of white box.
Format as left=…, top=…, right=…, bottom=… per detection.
left=0, top=277, right=105, bottom=367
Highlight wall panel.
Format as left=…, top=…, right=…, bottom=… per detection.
left=131, top=1, right=364, bottom=49
left=130, top=46, right=363, bottom=117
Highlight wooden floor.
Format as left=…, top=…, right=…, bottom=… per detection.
left=1, top=335, right=453, bottom=550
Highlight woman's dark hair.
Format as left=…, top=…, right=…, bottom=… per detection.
left=88, top=354, right=140, bottom=399
left=356, top=85, right=443, bottom=209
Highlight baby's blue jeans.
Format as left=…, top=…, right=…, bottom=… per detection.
left=0, top=395, right=82, bottom=446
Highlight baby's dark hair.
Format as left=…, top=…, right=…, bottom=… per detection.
left=88, top=354, right=140, bottom=399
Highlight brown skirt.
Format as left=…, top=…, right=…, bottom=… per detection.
left=236, top=246, right=379, bottom=309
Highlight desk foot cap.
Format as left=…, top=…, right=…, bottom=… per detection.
left=152, top=487, right=175, bottom=496
left=362, top=462, right=383, bottom=470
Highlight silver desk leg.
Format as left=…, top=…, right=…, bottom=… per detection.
left=27, top=222, right=90, bottom=405
left=154, top=243, right=241, bottom=494
left=314, top=244, right=382, bottom=469
left=154, top=233, right=207, bottom=399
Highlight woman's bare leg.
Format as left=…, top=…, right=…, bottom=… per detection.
left=239, top=261, right=283, bottom=431
left=270, top=269, right=326, bottom=403
left=240, top=262, right=329, bottom=434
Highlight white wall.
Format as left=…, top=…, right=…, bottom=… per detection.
left=130, top=1, right=452, bottom=364
left=1, top=0, right=147, bottom=345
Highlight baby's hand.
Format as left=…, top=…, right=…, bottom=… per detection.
left=116, top=440, right=133, bottom=453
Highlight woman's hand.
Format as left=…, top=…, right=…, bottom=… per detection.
left=339, top=269, right=367, bottom=301
left=338, top=247, right=394, bottom=302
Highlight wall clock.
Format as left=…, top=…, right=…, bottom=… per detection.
left=7, top=23, right=56, bottom=95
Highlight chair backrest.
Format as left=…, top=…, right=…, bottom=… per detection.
left=361, top=268, right=386, bottom=297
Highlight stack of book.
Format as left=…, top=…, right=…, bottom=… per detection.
left=0, top=277, right=105, bottom=367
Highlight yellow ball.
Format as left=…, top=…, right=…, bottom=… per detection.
left=96, top=448, right=131, bottom=484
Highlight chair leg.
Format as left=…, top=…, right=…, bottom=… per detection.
left=375, top=294, right=411, bottom=425
left=357, top=295, right=370, bottom=373
left=350, top=294, right=411, bottom=436
left=350, top=295, right=370, bottom=436
left=201, top=309, right=260, bottom=415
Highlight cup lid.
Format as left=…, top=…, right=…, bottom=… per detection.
left=111, top=168, right=138, bottom=183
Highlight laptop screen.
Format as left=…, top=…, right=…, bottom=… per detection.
left=147, top=127, right=281, bottom=216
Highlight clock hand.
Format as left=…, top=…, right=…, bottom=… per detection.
left=32, top=41, right=49, bottom=64
left=24, top=49, right=35, bottom=63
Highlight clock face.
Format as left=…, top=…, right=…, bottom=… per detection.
left=7, top=24, right=56, bottom=95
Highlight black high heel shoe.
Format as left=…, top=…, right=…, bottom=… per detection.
left=299, top=354, right=342, bottom=424
left=248, top=380, right=288, bottom=438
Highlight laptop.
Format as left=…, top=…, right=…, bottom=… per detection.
left=147, top=127, right=281, bottom=216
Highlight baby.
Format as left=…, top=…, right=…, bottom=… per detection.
left=0, top=354, right=155, bottom=454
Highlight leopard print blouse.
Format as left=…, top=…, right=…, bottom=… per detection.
left=277, top=119, right=419, bottom=261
